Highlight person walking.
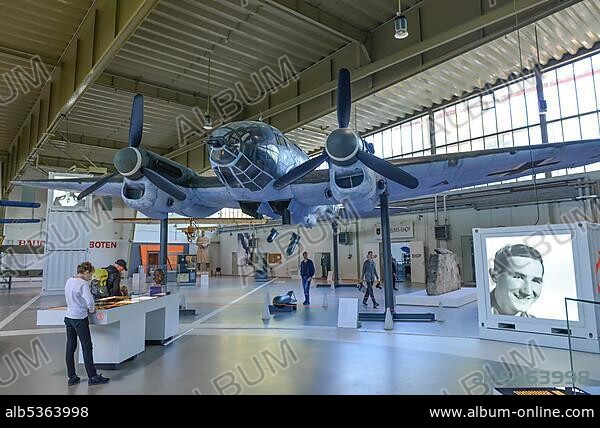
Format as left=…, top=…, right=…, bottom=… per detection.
left=361, top=251, right=380, bottom=308
left=299, top=251, right=315, bottom=305
left=64, top=261, right=109, bottom=386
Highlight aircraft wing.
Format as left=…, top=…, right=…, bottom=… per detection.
left=287, top=139, right=600, bottom=207
left=12, top=177, right=124, bottom=197
left=11, top=175, right=237, bottom=208
left=386, top=139, right=600, bottom=201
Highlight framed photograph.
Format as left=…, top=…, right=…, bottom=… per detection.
left=268, top=253, right=282, bottom=264
left=484, top=234, right=578, bottom=321
left=474, top=223, right=600, bottom=352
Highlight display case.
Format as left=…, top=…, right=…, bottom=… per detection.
left=474, top=222, right=600, bottom=353
left=177, top=254, right=197, bottom=286
left=37, top=293, right=179, bottom=368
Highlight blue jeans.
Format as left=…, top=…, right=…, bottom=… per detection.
left=301, top=276, right=311, bottom=302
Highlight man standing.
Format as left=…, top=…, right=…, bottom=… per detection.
left=299, top=251, right=315, bottom=306
left=64, top=261, right=109, bottom=386
left=392, top=257, right=399, bottom=291
left=105, top=259, right=127, bottom=297
left=361, top=251, right=380, bottom=308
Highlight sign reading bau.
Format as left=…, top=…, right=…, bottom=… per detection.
left=375, top=221, right=414, bottom=239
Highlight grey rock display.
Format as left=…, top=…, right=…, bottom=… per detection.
left=426, top=248, right=462, bottom=296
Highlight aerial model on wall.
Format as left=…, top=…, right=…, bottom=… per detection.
left=14, top=69, right=600, bottom=226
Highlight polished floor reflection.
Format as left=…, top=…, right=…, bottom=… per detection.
left=0, top=278, right=598, bottom=394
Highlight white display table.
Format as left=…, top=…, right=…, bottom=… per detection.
left=37, top=293, right=179, bottom=369
left=395, top=288, right=478, bottom=307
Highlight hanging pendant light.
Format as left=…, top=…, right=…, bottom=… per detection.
left=394, top=0, right=408, bottom=39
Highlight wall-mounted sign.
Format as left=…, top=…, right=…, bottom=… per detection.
left=18, top=240, right=45, bottom=246
left=89, top=241, right=118, bottom=249
left=375, top=221, right=414, bottom=239
left=18, top=240, right=120, bottom=249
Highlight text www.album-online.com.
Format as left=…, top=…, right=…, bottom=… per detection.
left=429, top=407, right=594, bottom=418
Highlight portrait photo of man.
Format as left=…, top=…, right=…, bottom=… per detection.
left=489, top=244, right=544, bottom=317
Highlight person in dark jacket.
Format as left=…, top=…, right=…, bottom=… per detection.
left=361, top=251, right=379, bottom=308
left=299, top=251, right=315, bottom=305
left=105, top=259, right=127, bottom=297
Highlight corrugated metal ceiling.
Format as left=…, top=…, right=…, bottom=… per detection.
left=4, top=0, right=600, bottom=169
left=0, top=0, right=94, bottom=151
left=56, top=83, right=195, bottom=150
left=288, top=0, right=600, bottom=151
left=56, top=0, right=358, bottom=157
left=107, top=0, right=349, bottom=96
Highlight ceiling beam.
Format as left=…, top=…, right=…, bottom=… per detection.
left=31, top=155, right=114, bottom=172
left=262, top=0, right=368, bottom=45
left=96, top=72, right=208, bottom=108
left=46, top=133, right=169, bottom=156
left=4, top=0, right=161, bottom=195
left=0, top=47, right=58, bottom=68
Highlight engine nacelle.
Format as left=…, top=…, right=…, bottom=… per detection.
left=121, top=177, right=169, bottom=218
left=329, top=163, right=379, bottom=212
left=121, top=177, right=218, bottom=219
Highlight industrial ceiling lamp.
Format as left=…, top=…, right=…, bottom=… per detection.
left=394, top=0, right=408, bottom=39
left=204, top=54, right=213, bottom=130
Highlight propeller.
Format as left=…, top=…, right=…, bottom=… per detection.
left=141, top=167, right=186, bottom=201
left=76, top=94, right=186, bottom=201
left=128, top=93, right=144, bottom=148
left=273, top=68, right=418, bottom=191
left=76, top=172, right=119, bottom=200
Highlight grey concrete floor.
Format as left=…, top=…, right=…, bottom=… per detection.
left=0, top=277, right=598, bottom=395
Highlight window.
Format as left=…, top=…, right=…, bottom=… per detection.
left=382, top=129, right=393, bottom=159
left=574, top=59, right=597, bottom=114
left=361, top=48, right=600, bottom=184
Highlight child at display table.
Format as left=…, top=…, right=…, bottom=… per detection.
left=150, top=269, right=165, bottom=296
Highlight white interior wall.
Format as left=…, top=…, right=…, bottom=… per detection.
left=3, top=186, right=591, bottom=282
left=2, top=187, right=136, bottom=272
left=213, top=199, right=590, bottom=281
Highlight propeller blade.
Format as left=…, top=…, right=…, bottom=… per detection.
left=272, top=151, right=329, bottom=190
left=128, top=94, right=144, bottom=148
left=141, top=167, right=187, bottom=201
left=76, top=172, right=119, bottom=200
left=337, top=68, right=351, bottom=128
left=356, top=151, right=419, bottom=189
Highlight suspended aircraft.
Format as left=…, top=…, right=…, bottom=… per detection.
left=14, top=68, right=600, bottom=226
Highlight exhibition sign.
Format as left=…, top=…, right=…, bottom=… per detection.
left=375, top=221, right=414, bottom=239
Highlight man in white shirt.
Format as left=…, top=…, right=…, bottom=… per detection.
left=64, top=261, right=109, bottom=386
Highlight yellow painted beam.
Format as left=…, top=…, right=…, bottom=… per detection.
left=5, top=0, right=160, bottom=195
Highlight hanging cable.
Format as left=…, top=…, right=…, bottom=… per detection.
left=204, top=54, right=213, bottom=130
left=514, top=0, right=541, bottom=224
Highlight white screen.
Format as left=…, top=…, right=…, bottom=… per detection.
left=485, top=234, right=579, bottom=321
